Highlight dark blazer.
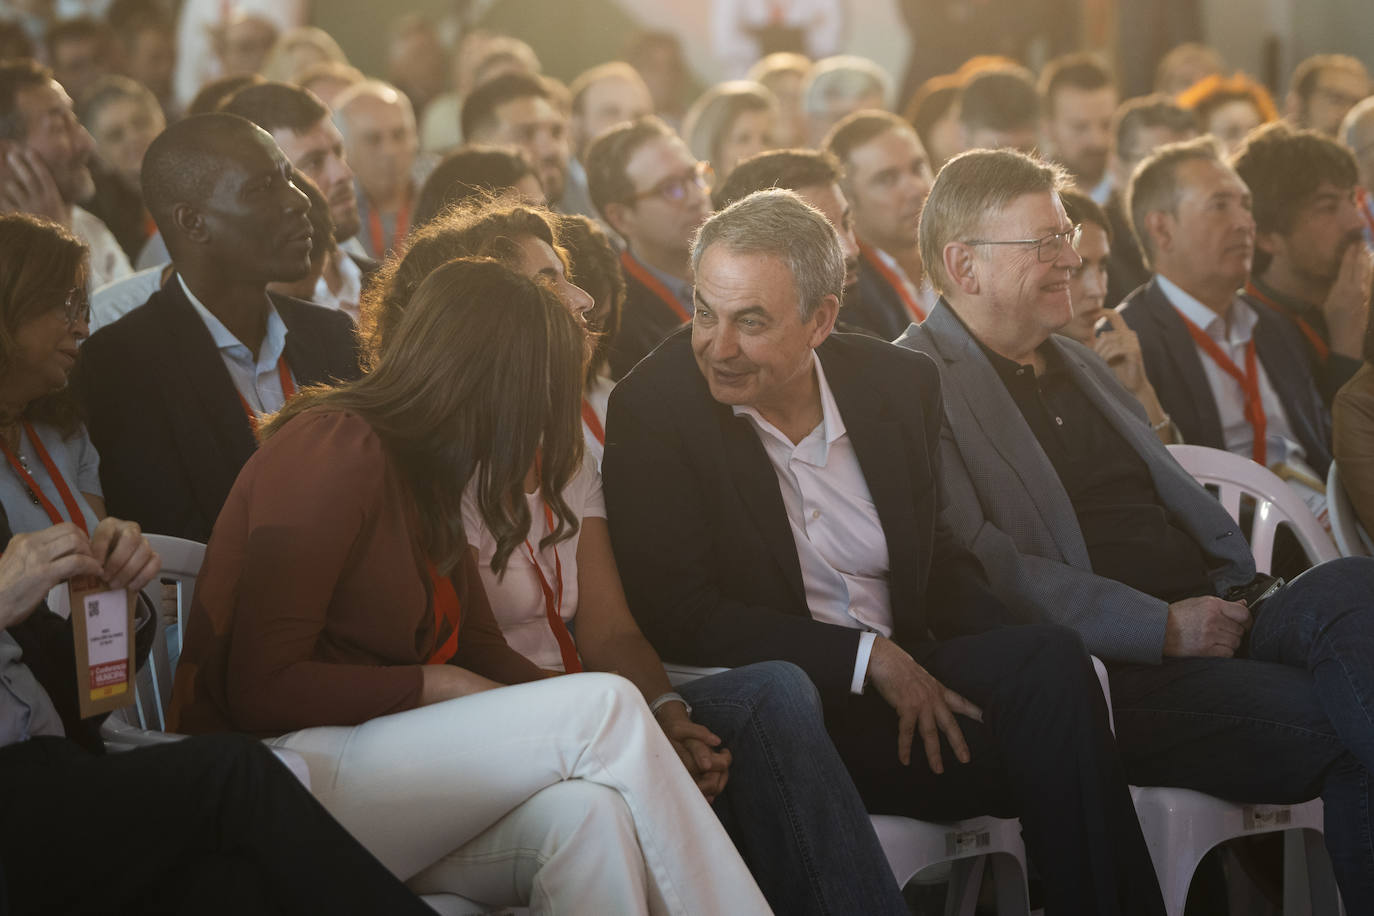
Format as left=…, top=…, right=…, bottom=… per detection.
left=602, top=327, right=1014, bottom=698
left=1103, top=190, right=1149, bottom=309
left=73, top=273, right=361, bottom=542
left=607, top=253, right=689, bottom=381
left=1120, top=277, right=1333, bottom=475
left=847, top=255, right=915, bottom=341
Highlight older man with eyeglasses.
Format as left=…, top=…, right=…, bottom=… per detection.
left=587, top=115, right=713, bottom=379
left=899, top=147, right=1374, bottom=910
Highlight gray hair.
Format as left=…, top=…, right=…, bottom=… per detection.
left=691, top=188, right=845, bottom=320
left=1125, top=135, right=1223, bottom=269
left=802, top=56, right=890, bottom=116
left=1341, top=95, right=1374, bottom=151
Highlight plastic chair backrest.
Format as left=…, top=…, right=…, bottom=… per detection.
left=1326, top=462, right=1373, bottom=558
left=1166, top=445, right=1338, bottom=574
left=120, top=535, right=206, bottom=732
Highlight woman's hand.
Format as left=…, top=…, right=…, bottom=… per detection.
left=1092, top=310, right=1149, bottom=395
left=655, top=701, right=731, bottom=802
left=0, top=523, right=103, bottom=629
left=89, top=517, right=161, bottom=593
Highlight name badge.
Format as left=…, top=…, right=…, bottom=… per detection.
left=68, top=575, right=135, bottom=718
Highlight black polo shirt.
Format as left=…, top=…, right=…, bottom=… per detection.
left=981, top=340, right=1215, bottom=602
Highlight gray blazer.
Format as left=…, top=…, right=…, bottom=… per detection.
left=896, top=301, right=1256, bottom=663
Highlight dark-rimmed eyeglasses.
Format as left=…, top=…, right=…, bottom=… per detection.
left=629, top=161, right=713, bottom=204
left=964, top=224, right=1083, bottom=263
left=60, top=287, right=90, bottom=327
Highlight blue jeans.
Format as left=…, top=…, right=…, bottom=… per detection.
left=678, top=661, right=907, bottom=916
left=1108, top=556, right=1374, bottom=911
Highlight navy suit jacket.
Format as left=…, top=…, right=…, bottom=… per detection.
left=848, top=254, right=916, bottom=341
left=602, top=327, right=1015, bottom=699
left=607, top=255, right=689, bottom=381
left=74, top=273, right=361, bottom=542
left=1119, top=277, right=1333, bottom=475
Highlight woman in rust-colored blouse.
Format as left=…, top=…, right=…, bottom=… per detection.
left=168, top=258, right=768, bottom=915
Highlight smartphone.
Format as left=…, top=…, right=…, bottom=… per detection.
left=1223, top=574, right=1284, bottom=609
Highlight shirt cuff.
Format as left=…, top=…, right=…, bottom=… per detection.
left=851, top=631, right=878, bottom=695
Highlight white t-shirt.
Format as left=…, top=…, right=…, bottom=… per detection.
left=461, top=451, right=605, bottom=671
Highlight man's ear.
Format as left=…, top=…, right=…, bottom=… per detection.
left=807, top=293, right=840, bottom=347
left=943, top=241, right=979, bottom=296
left=1254, top=228, right=1285, bottom=262
left=173, top=203, right=208, bottom=244
left=601, top=200, right=631, bottom=238
left=1143, top=210, right=1172, bottom=258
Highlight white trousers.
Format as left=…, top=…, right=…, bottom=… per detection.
left=268, top=672, right=771, bottom=915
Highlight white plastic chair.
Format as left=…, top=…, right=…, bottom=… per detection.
left=665, top=663, right=1031, bottom=915
left=1326, top=462, right=1373, bottom=558
left=1135, top=445, right=1345, bottom=915
left=1166, top=444, right=1338, bottom=573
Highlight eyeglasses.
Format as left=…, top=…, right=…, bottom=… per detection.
left=629, top=161, right=713, bottom=204
left=964, top=224, right=1083, bottom=263
left=60, top=287, right=90, bottom=327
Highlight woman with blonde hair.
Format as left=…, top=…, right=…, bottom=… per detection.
left=171, top=256, right=769, bottom=914
left=681, top=80, right=779, bottom=181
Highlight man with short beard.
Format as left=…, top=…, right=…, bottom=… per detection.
left=1233, top=121, right=1372, bottom=405
left=0, top=59, right=132, bottom=289
left=462, top=72, right=571, bottom=206
left=1040, top=53, right=1118, bottom=204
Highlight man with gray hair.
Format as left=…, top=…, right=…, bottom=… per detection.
left=899, top=147, right=1374, bottom=909
left=1341, top=96, right=1374, bottom=245
left=604, top=187, right=1165, bottom=914
left=333, top=79, right=423, bottom=260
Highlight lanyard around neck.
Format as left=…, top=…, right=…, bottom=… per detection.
left=236, top=357, right=298, bottom=438
left=859, top=242, right=926, bottom=322
left=522, top=500, right=582, bottom=673
left=1177, top=312, right=1268, bottom=466
left=620, top=250, right=692, bottom=323
left=0, top=422, right=89, bottom=535
left=1244, top=280, right=1329, bottom=363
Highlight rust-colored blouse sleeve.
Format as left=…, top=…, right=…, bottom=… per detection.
left=216, top=410, right=426, bottom=733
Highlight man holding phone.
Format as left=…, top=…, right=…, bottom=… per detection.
left=898, top=147, right=1374, bottom=908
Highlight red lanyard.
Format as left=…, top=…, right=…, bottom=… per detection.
left=426, top=560, right=463, bottom=664
left=581, top=399, right=605, bottom=445
left=620, top=250, right=692, bottom=323
left=1178, top=313, right=1268, bottom=466
left=366, top=189, right=411, bottom=259
left=522, top=501, right=582, bottom=673
left=236, top=357, right=298, bottom=437
left=1244, top=280, right=1329, bottom=363
left=0, top=422, right=89, bottom=535
left=859, top=242, right=927, bottom=322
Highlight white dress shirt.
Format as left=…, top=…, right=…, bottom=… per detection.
left=71, top=206, right=132, bottom=292
left=734, top=357, right=892, bottom=694
left=312, top=250, right=363, bottom=325
left=179, top=276, right=295, bottom=417
left=1156, top=273, right=1304, bottom=465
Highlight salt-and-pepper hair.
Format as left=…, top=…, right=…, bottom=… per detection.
left=691, top=187, right=845, bottom=321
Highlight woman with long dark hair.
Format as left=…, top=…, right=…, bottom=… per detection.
left=170, top=256, right=768, bottom=914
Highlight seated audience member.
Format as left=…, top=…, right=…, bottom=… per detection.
left=681, top=81, right=778, bottom=183
left=897, top=148, right=1374, bottom=911
left=1103, top=95, right=1199, bottom=306
left=258, top=26, right=348, bottom=85
left=1154, top=42, right=1225, bottom=97
left=334, top=80, right=421, bottom=260
left=825, top=111, right=937, bottom=333
left=211, top=13, right=279, bottom=83
left=295, top=60, right=366, bottom=108
left=1177, top=73, right=1278, bottom=156
left=462, top=73, right=571, bottom=207
left=603, top=189, right=1165, bottom=914
left=801, top=55, right=889, bottom=147
left=564, top=62, right=654, bottom=219
left=364, top=207, right=907, bottom=914
left=170, top=255, right=772, bottom=914
left=557, top=212, right=625, bottom=461
left=1234, top=122, right=1372, bottom=404
left=74, top=113, right=359, bottom=542
left=267, top=171, right=336, bottom=303
left=747, top=52, right=810, bottom=148
left=186, top=72, right=264, bottom=118
left=1040, top=53, right=1118, bottom=203
left=712, top=149, right=867, bottom=337
left=1343, top=97, right=1374, bottom=245
left=107, top=0, right=178, bottom=118
left=1120, top=137, right=1332, bottom=480
left=220, top=80, right=373, bottom=317
left=1058, top=189, right=1177, bottom=443
left=413, top=145, right=544, bottom=227
left=0, top=60, right=132, bottom=291
left=384, top=13, right=447, bottom=122
left=45, top=17, right=117, bottom=105
left=624, top=29, right=692, bottom=128
left=1286, top=54, right=1371, bottom=137
left=1334, top=323, right=1374, bottom=533
left=958, top=66, right=1041, bottom=154
left=419, top=32, right=542, bottom=155
left=77, top=75, right=165, bottom=262
left=586, top=117, right=710, bottom=378
left=902, top=73, right=962, bottom=171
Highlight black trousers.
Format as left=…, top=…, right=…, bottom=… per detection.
left=824, top=623, right=1166, bottom=916
left=0, top=733, right=433, bottom=915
